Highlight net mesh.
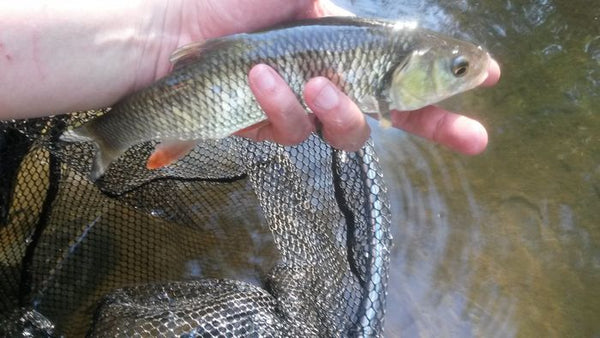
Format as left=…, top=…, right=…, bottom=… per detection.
left=0, top=111, right=391, bottom=337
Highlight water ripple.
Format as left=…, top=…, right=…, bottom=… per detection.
left=372, top=125, right=517, bottom=337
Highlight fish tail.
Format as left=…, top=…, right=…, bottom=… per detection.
left=60, top=124, right=127, bottom=181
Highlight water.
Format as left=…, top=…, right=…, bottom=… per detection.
left=335, top=0, right=600, bottom=336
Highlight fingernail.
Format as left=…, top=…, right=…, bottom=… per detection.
left=255, top=65, right=276, bottom=92
left=314, top=82, right=340, bottom=110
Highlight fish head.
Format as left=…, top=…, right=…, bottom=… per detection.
left=388, top=33, right=491, bottom=111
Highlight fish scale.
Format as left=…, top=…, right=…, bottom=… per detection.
left=60, top=17, right=490, bottom=181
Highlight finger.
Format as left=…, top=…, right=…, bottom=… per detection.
left=305, top=0, right=356, bottom=18
left=196, top=0, right=352, bottom=40
left=391, top=106, right=488, bottom=155
left=482, top=58, right=501, bottom=87
left=304, top=77, right=370, bottom=152
left=242, top=64, right=314, bottom=144
left=196, top=1, right=321, bottom=39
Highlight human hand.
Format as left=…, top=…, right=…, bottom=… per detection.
left=237, top=59, right=500, bottom=154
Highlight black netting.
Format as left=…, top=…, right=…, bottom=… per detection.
left=0, top=113, right=391, bottom=337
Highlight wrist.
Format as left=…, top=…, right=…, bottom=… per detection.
left=131, top=0, right=187, bottom=90
left=0, top=1, right=185, bottom=119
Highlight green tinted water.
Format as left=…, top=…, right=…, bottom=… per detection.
left=337, top=0, right=599, bottom=336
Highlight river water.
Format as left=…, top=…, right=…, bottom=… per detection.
left=334, top=0, right=600, bottom=336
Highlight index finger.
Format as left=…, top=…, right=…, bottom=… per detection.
left=390, top=107, right=488, bottom=155
left=304, top=0, right=355, bottom=18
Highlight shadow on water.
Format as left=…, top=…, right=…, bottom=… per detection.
left=338, top=0, right=600, bottom=336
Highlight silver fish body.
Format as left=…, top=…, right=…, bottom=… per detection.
left=61, top=17, right=490, bottom=180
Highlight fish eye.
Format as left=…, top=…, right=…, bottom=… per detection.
left=451, top=56, right=469, bottom=77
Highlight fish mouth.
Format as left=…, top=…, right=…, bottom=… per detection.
left=473, top=53, right=492, bottom=87
left=475, top=70, right=489, bottom=87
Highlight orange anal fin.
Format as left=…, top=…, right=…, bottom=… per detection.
left=146, top=140, right=198, bottom=170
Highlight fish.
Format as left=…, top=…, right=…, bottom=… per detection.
left=60, top=17, right=491, bottom=181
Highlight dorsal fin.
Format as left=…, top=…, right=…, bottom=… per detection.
left=169, top=41, right=205, bottom=65
left=252, top=16, right=394, bottom=32
left=169, top=37, right=246, bottom=70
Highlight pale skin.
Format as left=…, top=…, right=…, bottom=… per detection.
left=0, top=0, right=500, bottom=154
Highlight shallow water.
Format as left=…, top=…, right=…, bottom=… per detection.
left=335, top=0, right=600, bottom=336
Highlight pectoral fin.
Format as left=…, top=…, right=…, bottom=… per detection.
left=146, top=140, right=199, bottom=170
left=356, top=95, right=393, bottom=128
left=356, top=95, right=381, bottom=116
left=379, top=116, right=393, bottom=128
left=376, top=99, right=393, bottom=129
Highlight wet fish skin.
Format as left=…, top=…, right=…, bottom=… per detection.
left=61, top=17, right=490, bottom=180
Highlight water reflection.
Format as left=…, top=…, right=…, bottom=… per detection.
left=338, top=0, right=600, bottom=336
